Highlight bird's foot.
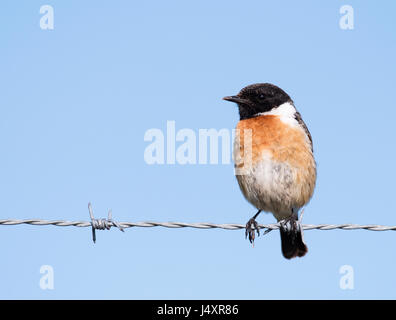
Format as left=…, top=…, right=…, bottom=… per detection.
left=280, top=216, right=295, bottom=230
left=245, top=217, right=260, bottom=245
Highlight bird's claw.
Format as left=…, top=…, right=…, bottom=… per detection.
left=245, top=218, right=260, bottom=244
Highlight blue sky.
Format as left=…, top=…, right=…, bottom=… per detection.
left=1, top=0, right=396, bottom=299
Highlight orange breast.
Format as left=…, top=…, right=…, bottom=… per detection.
left=236, top=115, right=312, bottom=167
left=235, top=115, right=316, bottom=206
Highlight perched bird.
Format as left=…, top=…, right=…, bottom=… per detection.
left=223, top=83, right=316, bottom=259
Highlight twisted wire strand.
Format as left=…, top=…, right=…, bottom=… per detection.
left=0, top=219, right=395, bottom=231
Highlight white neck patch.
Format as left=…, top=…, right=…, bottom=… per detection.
left=256, top=102, right=299, bottom=127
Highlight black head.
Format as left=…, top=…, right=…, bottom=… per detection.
left=223, top=83, right=293, bottom=120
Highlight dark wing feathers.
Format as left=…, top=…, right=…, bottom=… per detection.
left=294, top=111, right=313, bottom=152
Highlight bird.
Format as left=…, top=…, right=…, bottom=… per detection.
left=223, top=83, right=316, bottom=259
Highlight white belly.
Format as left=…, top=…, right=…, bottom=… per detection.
left=235, top=151, right=303, bottom=221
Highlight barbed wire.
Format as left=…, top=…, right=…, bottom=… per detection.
left=1, top=219, right=395, bottom=231
left=0, top=203, right=395, bottom=242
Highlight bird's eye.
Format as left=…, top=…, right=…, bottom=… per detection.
left=258, top=94, right=265, bottom=100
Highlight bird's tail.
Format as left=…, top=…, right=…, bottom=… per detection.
left=279, top=218, right=308, bottom=259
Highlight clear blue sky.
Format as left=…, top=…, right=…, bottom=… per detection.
left=1, top=0, right=396, bottom=299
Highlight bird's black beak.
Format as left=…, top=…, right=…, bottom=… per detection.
left=223, top=95, right=249, bottom=104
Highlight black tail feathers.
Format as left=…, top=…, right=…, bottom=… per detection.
left=279, top=218, right=308, bottom=259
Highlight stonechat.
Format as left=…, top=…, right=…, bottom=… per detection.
left=223, top=83, right=316, bottom=259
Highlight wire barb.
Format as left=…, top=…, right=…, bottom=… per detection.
left=88, top=202, right=124, bottom=243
